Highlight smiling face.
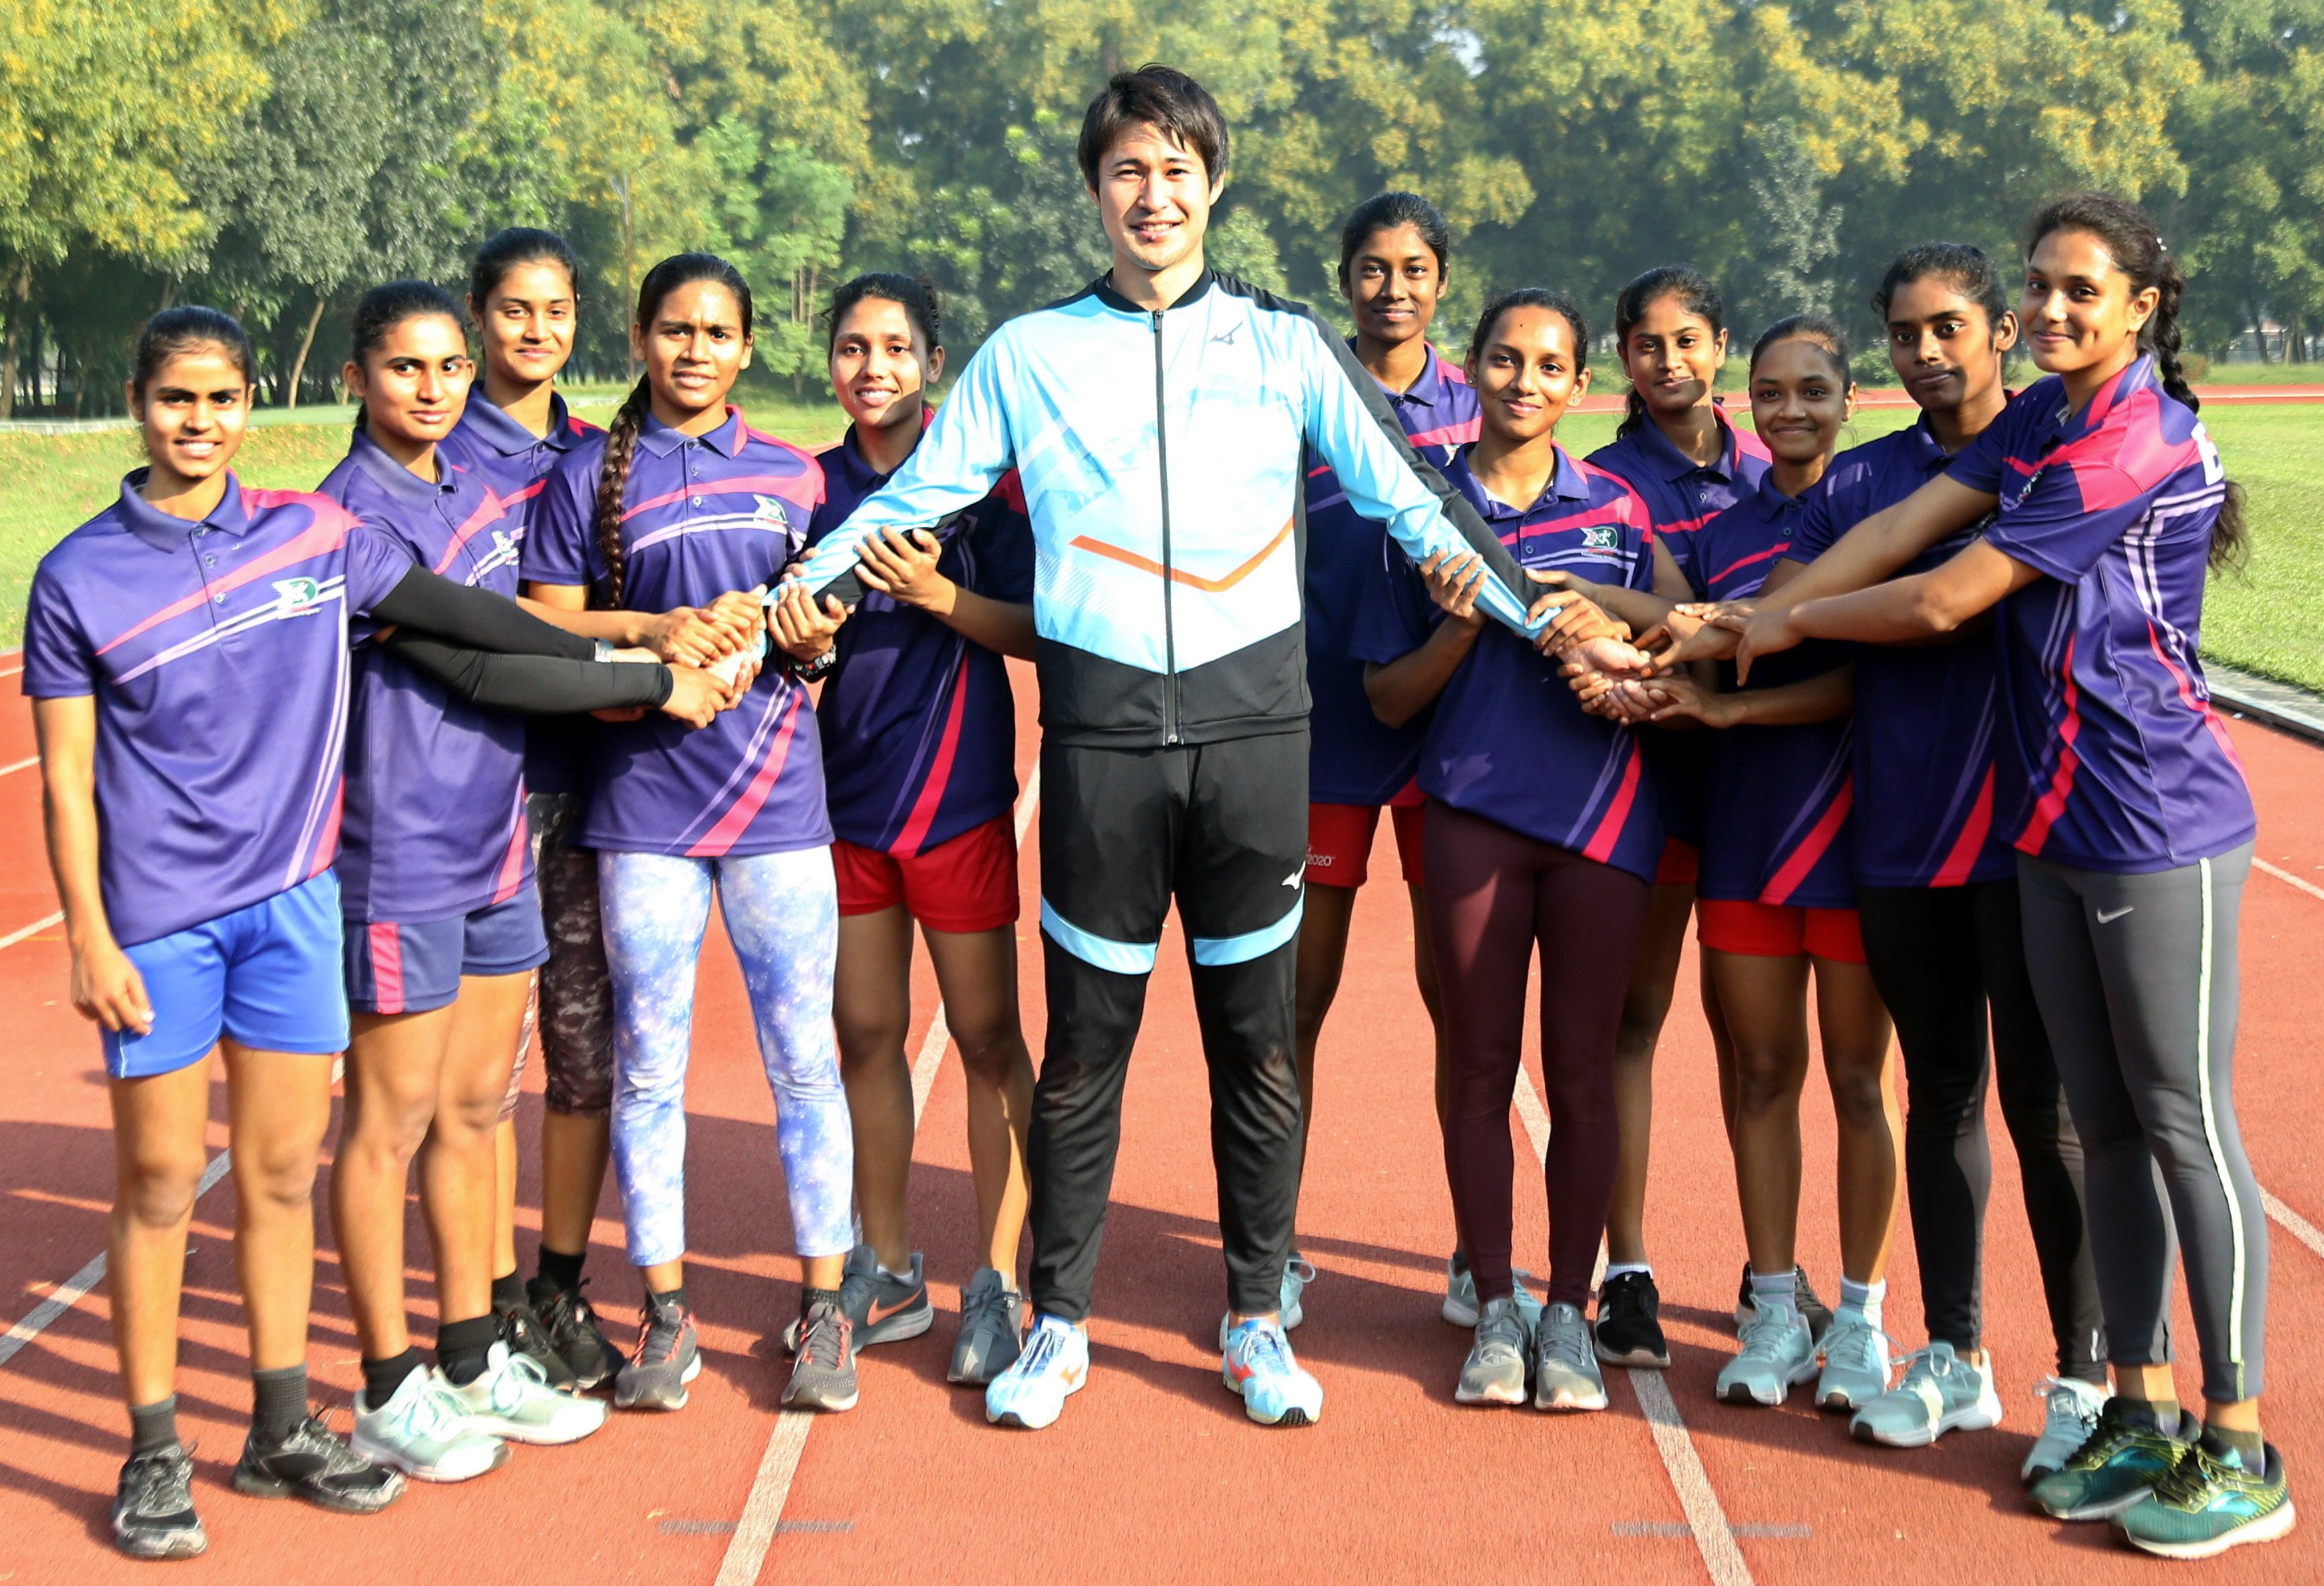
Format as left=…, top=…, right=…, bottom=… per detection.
left=1748, top=337, right=1854, bottom=468
left=2019, top=228, right=2157, bottom=383
left=1090, top=121, right=1221, bottom=281
left=344, top=313, right=473, bottom=451
left=130, top=346, right=250, bottom=490
left=474, top=259, right=577, bottom=390
left=1886, top=276, right=2015, bottom=418
left=1617, top=294, right=1728, bottom=421
left=829, top=296, right=943, bottom=434
left=639, top=279, right=752, bottom=421
left=1466, top=304, right=1591, bottom=446
left=1342, top=224, right=1444, bottom=353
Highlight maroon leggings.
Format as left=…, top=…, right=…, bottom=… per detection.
left=1424, top=800, right=1652, bottom=1307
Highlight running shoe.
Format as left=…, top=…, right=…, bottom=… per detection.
left=234, top=1413, right=407, bottom=1512
left=2023, top=1375, right=2108, bottom=1485
left=449, top=1340, right=609, bottom=1444
left=2116, top=1442, right=2297, bottom=1559
left=784, top=1245, right=932, bottom=1352
left=528, top=1275, right=621, bottom=1391
left=782, top=1299, right=860, bottom=1412
left=948, top=1267, right=1025, bottom=1386
left=1533, top=1301, right=1609, bottom=1412
left=614, top=1290, right=701, bottom=1412
left=1733, top=1263, right=1832, bottom=1341
left=986, top=1315, right=1088, bottom=1430
left=1594, top=1271, right=1671, bottom=1368
left=1814, top=1315, right=1893, bottom=1411
left=351, top=1364, right=509, bottom=1482
left=1850, top=1343, right=2001, bottom=1447
left=2029, top=1400, right=2192, bottom=1521
left=1717, top=1309, right=1818, bottom=1407
left=492, top=1293, right=578, bottom=1390
left=1454, top=1295, right=1531, bottom=1406
left=1216, top=1254, right=1322, bottom=1348
left=1443, top=1252, right=1545, bottom=1330
left=112, top=1443, right=205, bottom=1559
left=1222, top=1317, right=1323, bottom=1427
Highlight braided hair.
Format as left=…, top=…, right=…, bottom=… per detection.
left=593, top=253, right=755, bottom=607
left=1612, top=265, right=1725, bottom=440
left=2023, top=193, right=2245, bottom=571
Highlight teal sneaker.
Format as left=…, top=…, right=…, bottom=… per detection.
left=1717, top=1309, right=1818, bottom=1406
left=1222, top=1317, right=1323, bottom=1427
left=1814, top=1315, right=1894, bottom=1412
left=1850, top=1342, right=2001, bottom=1447
left=351, top=1364, right=508, bottom=1483
left=2029, top=1400, right=2191, bottom=1520
left=2023, top=1375, right=2108, bottom=1484
left=448, top=1340, right=609, bottom=1445
left=2117, top=1441, right=2295, bottom=1559
left=985, top=1316, right=1087, bottom=1430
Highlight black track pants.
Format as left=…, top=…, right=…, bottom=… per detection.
left=2017, top=844, right=2266, bottom=1403
left=1027, top=732, right=1309, bottom=1323
left=1857, top=879, right=2105, bottom=1378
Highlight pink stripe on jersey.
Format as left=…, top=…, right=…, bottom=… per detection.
left=1580, top=742, right=1645, bottom=864
left=490, top=782, right=529, bottom=904
left=305, top=778, right=345, bottom=881
left=892, top=651, right=971, bottom=857
left=686, top=693, right=805, bottom=858
left=2145, top=620, right=2246, bottom=772
left=432, top=492, right=512, bottom=575
left=2015, top=635, right=2082, bottom=856
left=369, top=923, right=406, bottom=1016
left=1929, top=766, right=1996, bottom=887
left=1705, top=542, right=1790, bottom=588
left=95, top=502, right=355, bottom=657
left=620, top=476, right=823, bottom=523
left=1407, top=418, right=1482, bottom=450
left=1759, top=779, right=1854, bottom=905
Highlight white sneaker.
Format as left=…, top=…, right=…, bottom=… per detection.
left=1850, top=1342, right=2002, bottom=1447
left=2023, top=1374, right=2110, bottom=1484
left=1716, top=1309, right=1818, bottom=1406
left=985, top=1316, right=1088, bottom=1430
left=352, top=1365, right=508, bottom=1482
left=448, top=1340, right=609, bottom=1445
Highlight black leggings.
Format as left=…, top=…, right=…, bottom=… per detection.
left=1425, top=800, right=1651, bottom=1308
left=1857, top=879, right=2104, bottom=1379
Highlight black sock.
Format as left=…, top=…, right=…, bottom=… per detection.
left=128, top=1396, right=179, bottom=1458
left=436, top=1314, right=500, bottom=1387
left=362, top=1347, right=424, bottom=1408
left=647, top=1283, right=689, bottom=1314
left=251, top=1364, right=309, bottom=1441
left=535, top=1246, right=586, bottom=1295
left=801, top=1287, right=842, bottom=1316
left=490, top=1269, right=525, bottom=1313
left=2202, top=1424, right=2265, bottom=1469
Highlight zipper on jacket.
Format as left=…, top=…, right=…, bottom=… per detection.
left=1152, top=308, right=1178, bottom=744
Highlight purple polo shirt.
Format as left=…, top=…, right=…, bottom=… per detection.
left=22, top=471, right=416, bottom=945
left=526, top=406, right=832, bottom=857
left=1947, top=357, right=2253, bottom=873
left=807, top=424, right=1033, bottom=854
left=1688, top=475, right=1856, bottom=909
left=1305, top=343, right=1481, bottom=806
left=1352, top=445, right=1663, bottom=881
left=1792, top=412, right=2017, bottom=888
left=317, top=432, right=532, bottom=923
left=454, top=391, right=604, bottom=795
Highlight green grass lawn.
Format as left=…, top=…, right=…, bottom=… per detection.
left=3, top=397, right=2317, bottom=694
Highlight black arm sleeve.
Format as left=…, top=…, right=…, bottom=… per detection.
left=370, top=564, right=598, bottom=659
left=383, top=633, right=673, bottom=714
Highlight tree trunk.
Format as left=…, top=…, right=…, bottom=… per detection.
left=2249, top=301, right=2271, bottom=364
left=284, top=293, right=326, bottom=410
left=0, top=259, right=28, bottom=420
left=158, top=278, right=178, bottom=312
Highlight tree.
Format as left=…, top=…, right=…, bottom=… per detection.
left=1744, top=119, right=1844, bottom=321
left=697, top=116, right=854, bottom=388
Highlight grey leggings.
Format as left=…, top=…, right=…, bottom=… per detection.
left=2017, top=843, right=2265, bottom=1403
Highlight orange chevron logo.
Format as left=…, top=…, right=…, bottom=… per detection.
left=1068, top=518, right=1294, bottom=593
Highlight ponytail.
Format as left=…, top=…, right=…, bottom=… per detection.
left=348, top=279, right=464, bottom=437
left=2023, top=193, right=2245, bottom=571
left=593, top=379, right=649, bottom=607
left=1612, top=265, right=1725, bottom=441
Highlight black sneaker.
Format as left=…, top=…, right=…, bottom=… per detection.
left=948, top=1267, right=1025, bottom=1385
left=615, top=1291, right=701, bottom=1412
left=1733, top=1262, right=1832, bottom=1343
left=782, top=1300, right=859, bottom=1412
left=1593, top=1271, right=1671, bottom=1368
left=112, top=1442, right=206, bottom=1559
left=494, top=1293, right=578, bottom=1390
left=530, top=1276, right=620, bottom=1392
left=234, top=1413, right=407, bottom=1514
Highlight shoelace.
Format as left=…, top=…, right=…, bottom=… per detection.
left=1736, top=1307, right=1805, bottom=1356
left=1538, top=1310, right=1595, bottom=1374
left=1822, top=1318, right=1889, bottom=1373
left=405, top=1378, right=472, bottom=1441
left=959, top=1281, right=1014, bottom=1339
left=1284, top=1257, right=1319, bottom=1288
left=1013, top=1322, right=1072, bottom=1380
left=487, top=1349, right=557, bottom=1413
left=2033, top=1374, right=2104, bottom=1424
left=2059, top=1402, right=2141, bottom=1468
left=126, top=1445, right=196, bottom=1513
left=798, top=1304, right=850, bottom=1371
left=1232, top=1321, right=1294, bottom=1377
left=2150, top=1442, right=2220, bottom=1506
left=1474, top=1300, right=1528, bottom=1356
left=633, top=1301, right=687, bottom=1367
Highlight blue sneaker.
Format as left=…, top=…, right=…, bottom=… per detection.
left=1222, top=1317, right=1323, bottom=1427
left=1218, top=1255, right=1320, bottom=1348
left=985, top=1317, right=1088, bottom=1430
left=2116, top=1441, right=2296, bottom=1559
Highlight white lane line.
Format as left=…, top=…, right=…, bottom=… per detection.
left=0, top=755, right=37, bottom=776
left=0, top=910, right=63, bottom=950
left=2263, top=1189, right=2324, bottom=1263
left=0, top=1151, right=233, bottom=1370
left=716, top=760, right=1040, bottom=1586
left=2257, top=857, right=2324, bottom=904
left=1512, top=1068, right=1753, bottom=1586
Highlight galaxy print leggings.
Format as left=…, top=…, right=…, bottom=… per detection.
left=599, top=847, right=855, bottom=1267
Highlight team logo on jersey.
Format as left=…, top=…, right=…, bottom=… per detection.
left=1579, top=524, right=1618, bottom=552
left=752, top=496, right=792, bottom=530
left=271, top=577, right=324, bottom=617
left=470, top=528, right=523, bottom=581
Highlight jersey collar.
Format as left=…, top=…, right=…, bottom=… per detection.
left=639, top=404, right=745, bottom=460
left=2056, top=354, right=2154, bottom=436
left=114, top=468, right=255, bottom=551
left=1452, top=442, right=1589, bottom=517
left=1090, top=267, right=1217, bottom=317
left=461, top=389, right=582, bottom=457
left=1635, top=405, right=1748, bottom=484
left=348, top=429, right=463, bottom=506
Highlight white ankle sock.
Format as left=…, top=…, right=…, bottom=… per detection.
left=1838, top=1276, right=1886, bottom=1331
left=1603, top=1262, right=1653, bottom=1283
left=1749, top=1269, right=1800, bottom=1323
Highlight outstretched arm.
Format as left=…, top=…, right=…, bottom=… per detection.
left=1736, top=538, right=2040, bottom=681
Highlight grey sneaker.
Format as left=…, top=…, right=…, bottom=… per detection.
left=1533, top=1301, right=1609, bottom=1412
left=782, top=1299, right=860, bottom=1412
left=615, top=1291, right=701, bottom=1412
left=448, top=1340, right=609, bottom=1444
left=112, top=1443, right=206, bottom=1559
left=1814, top=1315, right=1894, bottom=1411
left=1735, top=1262, right=1832, bottom=1341
left=351, top=1364, right=508, bottom=1482
left=1850, top=1341, right=2001, bottom=1446
left=948, top=1267, right=1025, bottom=1386
left=784, top=1245, right=933, bottom=1352
left=234, top=1412, right=407, bottom=1513
left=2024, top=1374, right=2110, bottom=1484
left=1444, top=1252, right=1546, bottom=1329
left=1454, top=1295, right=1531, bottom=1406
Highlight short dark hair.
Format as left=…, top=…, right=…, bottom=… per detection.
left=1077, top=65, right=1228, bottom=189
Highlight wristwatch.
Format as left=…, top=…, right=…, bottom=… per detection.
left=592, top=639, right=616, bottom=663
left=787, top=647, right=837, bottom=682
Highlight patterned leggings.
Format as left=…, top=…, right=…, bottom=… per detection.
left=599, top=847, right=854, bottom=1267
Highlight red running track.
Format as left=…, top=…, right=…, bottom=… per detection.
left=1, top=663, right=2321, bottom=1584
